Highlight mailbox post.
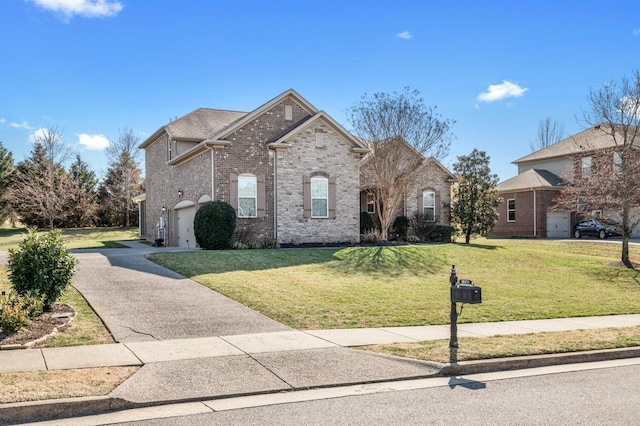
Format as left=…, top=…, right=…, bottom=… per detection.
left=449, top=265, right=459, bottom=348
left=449, top=265, right=482, bottom=349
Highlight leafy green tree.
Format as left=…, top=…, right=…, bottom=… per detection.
left=0, top=140, right=14, bottom=224
left=451, top=149, right=502, bottom=244
left=67, top=154, right=99, bottom=227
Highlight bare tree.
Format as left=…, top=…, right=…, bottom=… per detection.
left=557, top=70, right=640, bottom=268
left=9, top=134, right=75, bottom=229
left=530, top=118, right=565, bottom=152
left=348, top=88, right=455, bottom=240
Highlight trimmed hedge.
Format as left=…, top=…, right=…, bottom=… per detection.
left=194, top=201, right=236, bottom=250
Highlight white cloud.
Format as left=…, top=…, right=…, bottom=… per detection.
left=25, top=0, right=123, bottom=19
left=10, top=120, right=34, bottom=130
left=78, top=133, right=110, bottom=150
left=0, top=118, right=5, bottom=124
left=396, top=31, right=412, bottom=40
left=633, top=28, right=640, bottom=37
left=29, top=127, right=49, bottom=143
left=477, top=80, right=529, bottom=102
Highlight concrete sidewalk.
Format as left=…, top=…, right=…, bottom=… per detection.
left=3, top=314, right=640, bottom=375
left=3, top=317, right=640, bottom=423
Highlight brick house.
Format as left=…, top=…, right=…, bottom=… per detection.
left=359, top=138, right=456, bottom=233
left=137, top=89, right=369, bottom=247
left=490, top=124, right=636, bottom=238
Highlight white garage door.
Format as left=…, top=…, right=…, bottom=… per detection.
left=176, top=205, right=196, bottom=248
left=547, top=211, right=570, bottom=238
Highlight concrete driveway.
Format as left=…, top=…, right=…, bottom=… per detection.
left=71, top=243, right=290, bottom=342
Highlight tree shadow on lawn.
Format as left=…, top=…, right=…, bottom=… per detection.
left=330, top=246, right=449, bottom=277
left=146, top=246, right=452, bottom=278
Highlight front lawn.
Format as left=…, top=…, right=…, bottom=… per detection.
left=0, top=227, right=139, bottom=251
left=148, top=239, right=640, bottom=329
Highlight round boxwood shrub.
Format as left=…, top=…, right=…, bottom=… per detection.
left=194, top=201, right=237, bottom=249
left=8, top=228, right=78, bottom=311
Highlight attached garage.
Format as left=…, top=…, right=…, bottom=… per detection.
left=546, top=211, right=570, bottom=239
left=174, top=200, right=196, bottom=249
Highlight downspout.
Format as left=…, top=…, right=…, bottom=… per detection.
left=207, top=146, right=215, bottom=200
left=273, top=148, right=278, bottom=240
left=532, top=189, right=537, bottom=237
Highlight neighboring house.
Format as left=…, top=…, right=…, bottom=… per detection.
left=490, top=124, right=636, bottom=238
left=138, top=89, right=369, bottom=247
left=359, top=138, right=456, bottom=232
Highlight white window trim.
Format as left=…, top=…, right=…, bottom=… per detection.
left=311, top=177, right=329, bottom=218
left=423, top=190, right=435, bottom=222
left=507, top=199, right=516, bottom=222
left=238, top=174, right=257, bottom=218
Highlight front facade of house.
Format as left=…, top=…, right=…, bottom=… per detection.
left=359, top=154, right=456, bottom=231
left=139, top=89, right=369, bottom=247
left=490, top=125, right=637, bottom=238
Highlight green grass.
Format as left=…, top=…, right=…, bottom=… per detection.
left=0, top=227, right=139, bottom=251
left=363, top=326, right=640, bottom=363
left=147, top=239, right=640, bottom=329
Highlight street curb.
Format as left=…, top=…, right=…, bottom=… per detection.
left=2, top=347, right=640, bottom=424
left=440, top=346, right=640, bottom=376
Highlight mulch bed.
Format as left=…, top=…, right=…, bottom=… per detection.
left=0, top=303, right=75, bottom=348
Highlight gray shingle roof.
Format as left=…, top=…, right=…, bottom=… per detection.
left=513, top=124, right=631, bottom=164
left=165, top=108, right=247, bottom=140
left=497, top=169, right=565, bottom=192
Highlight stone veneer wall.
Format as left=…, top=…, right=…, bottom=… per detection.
left=276, top=121, right=361, bottom=244
left=405, top=165, right=453, bottom=225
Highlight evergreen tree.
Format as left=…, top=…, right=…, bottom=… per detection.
left=99, top=128, right=144, bottom=227
left=0, top=140, right=14, bottom=224
left=67, top=154, right=99, bottom=227
left=450, top=149, right=502, bottom=244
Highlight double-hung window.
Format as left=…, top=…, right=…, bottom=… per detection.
left=581, top=156, right=592, bottom=177
left=423, top=190, right=435, bottom=221
left=238, top=175, right=257, bottom=218
left=507, top=199, right=516, bottom=222
left=311, top=177, right=329, bottom=218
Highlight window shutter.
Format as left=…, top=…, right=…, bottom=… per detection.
left=435, top=190, right=441, bottom=222
left=230, top=174, right=238, bottom=211
left=303, top=175, right=311, bottom=218
left=417, top=192, right=424, bottom=215
left=328, top=177, right=337, bottom=219
left=257, top=174, right=266, bottom=218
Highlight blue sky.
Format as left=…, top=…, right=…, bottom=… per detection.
left=1, top=0, right=639, bottom=181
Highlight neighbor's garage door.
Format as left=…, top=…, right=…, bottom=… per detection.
left=547, top=211, right=570, bottom=238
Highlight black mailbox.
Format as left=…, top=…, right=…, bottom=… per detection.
left=451, top=281, right=482, bottom=304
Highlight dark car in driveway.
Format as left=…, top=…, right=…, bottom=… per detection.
left=573, top=219, right=621, bottom=239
